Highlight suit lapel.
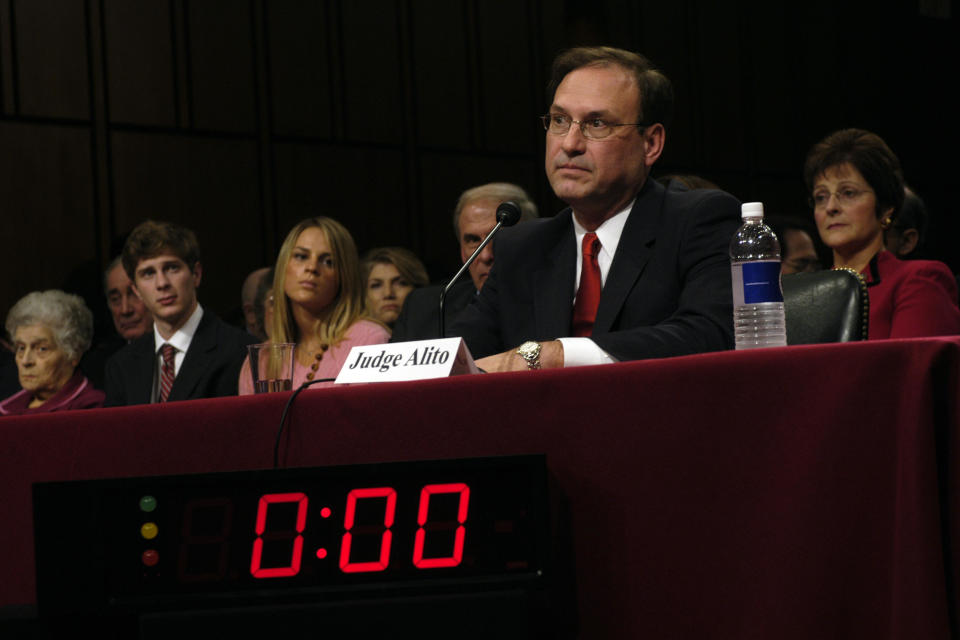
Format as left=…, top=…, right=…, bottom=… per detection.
left=594, top=180, right=663, bottom=333
left=131, top=335, right=157, bottom=405
left=168, top=312, right=215, bottom=402
left=534, top=211, right=577, bottom=339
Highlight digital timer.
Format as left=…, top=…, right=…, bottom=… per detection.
left=33, top=455, right=550, bottom=621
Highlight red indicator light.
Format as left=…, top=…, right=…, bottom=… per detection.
left=316, top=548, right=327, bottom=559
left=250, top=492, right=309, bottom=579
left=142, top=549, right=160, bottom=567
left=413, top=483, right=470, bottom=569
left=320, top=507, right=331, bottom=518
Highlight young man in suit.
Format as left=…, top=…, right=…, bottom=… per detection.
left=452, top=46, right=741, bottom=371
left=104, top=221, right=255, bottom=406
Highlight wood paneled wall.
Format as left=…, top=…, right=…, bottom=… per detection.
left=0, top=0, right=954, bottom=334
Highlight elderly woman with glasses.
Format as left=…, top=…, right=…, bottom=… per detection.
left=804, top=128, right=960, bottom=339
left=1, top=290, right=105, bottom=415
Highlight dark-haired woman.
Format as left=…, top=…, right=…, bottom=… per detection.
left=804, top=128, right=960, bottom=339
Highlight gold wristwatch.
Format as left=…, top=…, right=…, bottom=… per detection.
left=516, top=341, right=542, bottom=370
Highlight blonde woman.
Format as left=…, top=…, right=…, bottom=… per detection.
left=239, top=217, right=389, bottom=393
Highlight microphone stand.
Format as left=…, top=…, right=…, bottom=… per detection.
left=439, top=202, right=522, bottom=338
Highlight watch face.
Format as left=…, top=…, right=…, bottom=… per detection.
left=517, top=342, right=540, bottom=367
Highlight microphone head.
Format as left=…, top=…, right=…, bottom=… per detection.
left=496, top=201, right=522, bottom=227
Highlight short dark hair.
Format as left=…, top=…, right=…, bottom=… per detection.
left=894, top=186, right=928, bottom=247
left=803, top=128, right=904, bottom=220
left=122, top=220, right=201, bottom=279
left=547, top=46, right=674, bottom=129
left=765, top=215, right=819, bottom=261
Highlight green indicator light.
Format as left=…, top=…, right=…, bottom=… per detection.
left=139, top=496, right=157, bottom=512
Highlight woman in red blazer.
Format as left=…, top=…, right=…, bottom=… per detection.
left=804, top=129, right=960, bottom=339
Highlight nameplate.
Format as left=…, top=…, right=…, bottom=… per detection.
left=335, top=338, right=479, bottom=384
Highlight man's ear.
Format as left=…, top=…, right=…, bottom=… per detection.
left=898, top=229, right=919, bottom=257
left=192, top=262, right=203, bottom=288
left=643, top=123, right=665, bottom=168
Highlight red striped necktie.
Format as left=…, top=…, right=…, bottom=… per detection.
left=571, top=232, right=602, bottom=337
left=159, top=344, right=176, bottom=402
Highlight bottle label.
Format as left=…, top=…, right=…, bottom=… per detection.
left=731, top=260, right=783, bottom=305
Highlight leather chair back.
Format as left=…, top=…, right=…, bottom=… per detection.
left=782, top=269, right=868, bottom=344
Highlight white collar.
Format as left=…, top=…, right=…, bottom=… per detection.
left=571, top=198, right=634, bottom=258
left=154, top=304, right=204, bottom=355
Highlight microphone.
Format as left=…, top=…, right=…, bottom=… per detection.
left=496, top=201, right=522, bottom=226
left=439, top=201, right=522, bottom=338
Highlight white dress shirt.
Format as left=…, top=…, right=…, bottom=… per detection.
left=557, top=199, right=635, bottom=367
left=151, top=304, right=204, bottom=402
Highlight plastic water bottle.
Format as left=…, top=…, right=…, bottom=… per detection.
left=730, top=202, right=787, bottom=349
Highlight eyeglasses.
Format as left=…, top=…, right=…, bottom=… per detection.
left=809, top=186, right=873, bottom=209
left=541, top=113, right=649, bottom=140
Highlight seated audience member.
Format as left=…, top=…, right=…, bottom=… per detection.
left=253, top=267, right=275, bottom=340
left=884, top=186, right=928, bottom=259
left=0, top=340, right=18, bottom=399
left=1, top=290, right=104, bottom=415
left=765, top=216, right=824, bottom=275
left=241, top=267, right=271, bottom=340
left=804, top=128, right=960, bottom=339
left=362, top=247, right=429, bottom=330
left=81, top=256, right=155, bottom=388
left=452, top=46, right=741, bottom=371
left=239, top=217, right=390, bottom=393
left=391, top=182, right=538, bottom=341
left=105, top=221, right=256, bottom=406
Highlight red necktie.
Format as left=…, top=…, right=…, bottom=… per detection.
left=572, top=232, right=602, bottom=337
left=159, top=344, right=176, bottom=402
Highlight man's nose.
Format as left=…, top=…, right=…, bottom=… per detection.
left=119, top=294, right=134, bottom=315
left=478, top=243, right=494, bottom=264
left=560, top=123, right=587, bottom=154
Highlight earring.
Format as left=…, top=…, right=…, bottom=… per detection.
left=881, top=216, right=893, bottom=229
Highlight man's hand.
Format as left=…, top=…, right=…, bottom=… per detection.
left=475, top=340, right=564, bottom=372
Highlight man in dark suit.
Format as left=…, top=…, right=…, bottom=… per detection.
left=391, top=182, right=538, bottom=341
left=451, top=46, right=740, bottom=371
left=104, top=221, right=255, bottom=406
left=80, top=256, right=155, bottom=390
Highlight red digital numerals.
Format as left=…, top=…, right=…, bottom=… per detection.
left=413, top=483, right=470, bottom=569
left=249, top=483, right=470, bottom=579
left=339, top=487, right=397, bottom=573
left=250, top=492, right=308, bottom=578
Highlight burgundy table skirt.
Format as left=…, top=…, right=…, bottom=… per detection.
left=1, top=337, right=958, bottom=638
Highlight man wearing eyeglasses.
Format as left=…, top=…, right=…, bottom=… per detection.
left=451, top=46, right=741, bottom=371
